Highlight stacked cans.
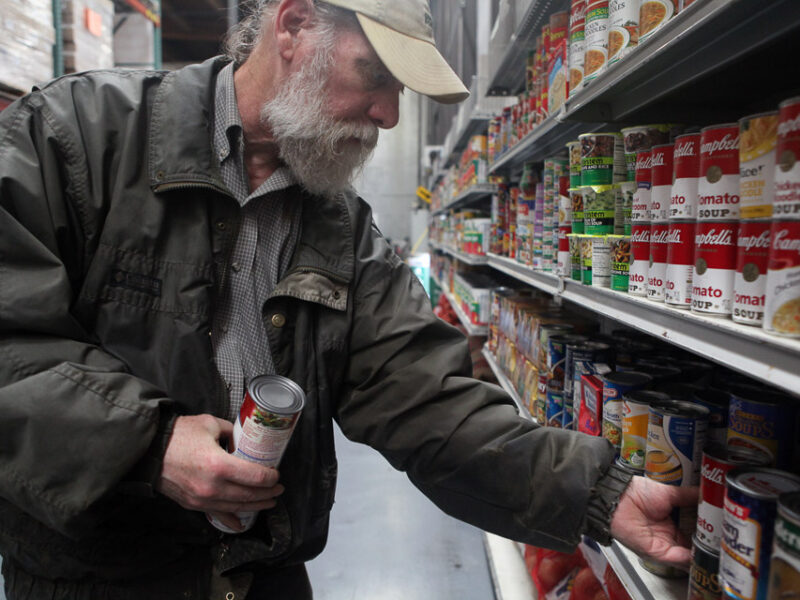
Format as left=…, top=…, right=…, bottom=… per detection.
left=647, top=144, right=674, bottom=302
left=667, top=134, right=700, bottom=309
left=629, top=150, right=652, bottom=296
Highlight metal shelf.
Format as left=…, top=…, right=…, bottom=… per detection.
left=431, top=273, right=488, bottom=337
left=482, top=345, right=536, bottom=424
left=484, top=532, right=537, bottom=600
left=599, top=541, right=686, bottom=600
left=443, top=110, right=494, bottom=169
left=487, top=253, right=559, bottom=295
left=430, top=242, right=489, bottom=266
left=433, top=183, right=497, bottom=216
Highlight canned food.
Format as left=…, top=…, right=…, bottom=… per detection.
left=568, top=14, right=586, bottom=96
left=548, top=333, right=589, bottom=382
left=689, top=536, right=723, bottom=600
left=632, top=150, right=652, bottom=222
left=766, top=492, right=800, bottom=600
left=773, top=97, right=800, bottom=219
left=721, top=468, right=800, bottom=600
left=645, top=399, right=709, bottom=486
left=567, top=141, right=583, bottom=189
left=650, top=143, right=674, bottom=222
left=692, top=221, right=738, bottom=316
left=566, top=341, right=615, bottom=430
left=665, top=220, right=696, bottom=309
left=699, top=124, right=741, bottom=221
left=570, top=188, right=586, bottom=233
left=489, top=287, right=516, bottom=353
left=639, top=0, right=678, bottom=43
left=209, top=375, right=305, bottom=533
left=601, top=371, right=654, bottom=455
left=727, top=387, right=798, bottom=470
left=546, top=383, right=565, bottom=428
left=618, top=180, right=635, bottom=234
left=583, top=185, right=616, bottom=234
left=764, top=220, right=800, bottom=337
left=636, top=363, right=682, bottom=385
left=591, top=235, right=612, bottom=287
left=672, top=133, right=702, bottom=219
left=629, top=222, right=651, bottom=296
left=648, top=221, right=669, bottom=302
left=693, top=388, right=730, bottom=446
left=739, top=111, right=779, bottom=220
left=582, top=1, right=610, bottom=83
left=580, top=235, right=594, bottom=285
left=733, top=220, right=771, bottom=326
left=609, top=235, right=631, bottom=291
left=607, top=0, right=639, bottom=66
left=622, top=124, right=673, bottom=180
left=567, top=233, right=582, bottom=280
left=558, top=230, right=572, bottom=277
left=580, top=132, right=623, bottom=186
left=539, top=323, right=574, bottom=368
left=559, top=187, right=573, bottom=229
left=619, top=387, right=664, bottom=469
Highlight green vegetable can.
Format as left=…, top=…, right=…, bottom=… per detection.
left=580, top=132, right=624, bottom=186
left=580, top=235, right=594, bottom=285
left=617, top=181, right=636, bottom=235
left=570, top=188, right=585, bottom=234
left=568, top=234, right=582, bottom=281
left=567, top=141, right=582, bottom=188
left=608, top=235, right=631, bottom=292
left=583, top=185, right=616, bottom=235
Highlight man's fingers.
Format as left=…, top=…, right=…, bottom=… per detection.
left=654, top=545, right=692, bottom=570
left=208, top=511, right=245, bottom=532
left=669, top=484, right=701, bottom=507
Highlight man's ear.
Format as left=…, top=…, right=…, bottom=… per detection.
left=274, top=0, right=315, bottom=61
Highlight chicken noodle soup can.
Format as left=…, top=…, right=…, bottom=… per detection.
left=648, top=222, right=669, bottom=302
left=570, top=188, right=586, bottom=233
left=209, top=375, right=305, bottom=533
left=568, top=15, right=586, bottom=96
left=739, top=111, right=779, bottom=220
left=665, top=220, right=696, bottom=309
left=720, top=469, right=800, bottom=600
left=733, top=220, right=771, bottom=326
left=766, top=492, right=800, bottom=600
left=618, top=387, right=663, bottom=470
left=727, top=388, right=798, bottom=470
left=672, top=133, right=702, bottom=219
left=607, top=0, right=639, bottom=66
left=629, top=223, right=651, bottom=296
left=774, top=96, right=800, bottom=219
left=690, top=537, right=723, bottom=600
left=699, top=124, right=741, bottom=221
left=764, top=220, right=800, bottom=337
left=580, top=132, right=623, bottom=186
left=582, top=0, right=609, bottom=83
left=692, top=221, right=738, bottom=316
left=632, top=150, right=652, bottom=222
left=609, top=235, right=631, bottom=291
left=583, top=185, right=616, bottom=234
left=639, top=0, right=677, bottom=43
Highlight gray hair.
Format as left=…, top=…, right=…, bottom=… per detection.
left=224, top=0, right=358, bottom=65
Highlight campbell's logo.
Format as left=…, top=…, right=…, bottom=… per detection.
left=667, top=229, right=689, bottom=244
left=778, top=114, right=800, bottom=138
left=674, top=141, right=697, bottom=158
left=696, top=228, right=735, bottom=246
left=773, top=228, right=800, bottom=254
left=651, top=152, right=667, bottom=167
left=701, top=133, right=739, bottom=155
left=702, top=463, right=725, bottom=486
left=631, top=229, right=651, bottom=243
left=636, top=155, right=653, bottom=171
left=651, top=229, right=670, bottom=244
left=738, top=230, right=771, bottom=251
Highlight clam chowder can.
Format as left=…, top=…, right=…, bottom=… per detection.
left=629, top=223, right=651, bottom=296
left=733, top=220, right=771, bottom=326
left=648, top=222, right=669, bottom=301
left=692, top=221, right=738, bottom=316
left=699, top=124, right=741, bottom=221
left=764, top=220, right=800, bottom=337
left=650, top=143, right=674, bottom=222
left=739, top=111, right=779, bottom=220
left=632, top=150, right=652, bottom=222
left=672, top=133, right=702, bottom=219
left=665, top=220, right=696, bottom=309
left=773, top=96, right=800, bottom=219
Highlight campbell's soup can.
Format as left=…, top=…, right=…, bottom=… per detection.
left=774, top=96, right=800, bottom=219
left=639, top=0, right=678, bottom=44
left=739, top=111, right=779, bottom=220
left=650, top=143, right=674, bottom=222
left=568, top=15, right=586, bottom=96
left=582, top=1, right=610, bottom=83
left=619, top=387, right=664, bottom=471
left=648, top=222, right=669, bottom=302
left=672, top=133, right=702, bottom=219
left=632, top=150, right=652, bottom=222
left=733, top=220, right=771, bottom=326
left=766, top=492, right=800, bottom=600
left=622, top=124, right=674, bottom=180
left=727, top=388, right=798, bottom=470
left=721, top=468, right=800, bottom=600
left=764, top=220, right=800, bottom=337
left=690, top=536, right=723, bottom=600
left=209, top=375, right=305, bottom=533
left=692, top=221, right=738, bottom=316
left=699, top=124, right=741, bottom=221
left=607, top=0, right=639, bottom=66
left=665, top=220, right=696, bottom=309
left=629, top=223, right=651, bottom=296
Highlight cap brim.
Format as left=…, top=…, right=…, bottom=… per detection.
left=356, top=13, right=469, bottom=105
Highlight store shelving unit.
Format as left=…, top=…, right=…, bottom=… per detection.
left=430, top=242, right=489, bottom=266
left=481, top=346, right=536, bottom=423
left=431, top=273, right=488, bottom=337
left=432, top=183, right=496, bottom=216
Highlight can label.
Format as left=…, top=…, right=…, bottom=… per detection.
left=592, top=236, right=612, bottom=287
left=698, top=125, right=740, bottom=221
left=647, top=222, right=669, bottom=301
left=610, top=235, right=631, bottom=291
left=568, top=234, right=582, bottom=280
left=672, top=134, right=701, bottom=219
left=571, top=188, right=585, bottom=232
left=739, top=112, right=778, bottom=219
left=581, top=236, right=594, bottom=285
left=568, top=19, right=586, bottom=97
left=639, top=0, right=677, bottom=43
left=665, top=221, right=696, bottom=308
left=690, top=539, right=722, bottom=600
left=620, top=399, right=650, bottom=470
left=629, top=223, right=650, bottom=296
left=607, top=0, right=639, bottom=66
left=774, top=97, right=800, bottom=218
left=559, top=190, right=573, bottom=227
left=692, top=222, right=737, bottom=315
left=632, top=151, right=652, bottom=222
left=764, top=220, right=800, bottom=337
left=650, top=144, right=674, bottom=222
left=568, top=141, right=583, bottom=188
left=602, top=377, right=646, bottom=453
left=727, top=393, right=796, bottom=470
left=581, top=133, right=622, bottom=186
left=618, top=180, right=635, bottom=234
left=547, top=386, right=565, bottom=428
left=583, top=1, right=609, bottom=83
left=733, top=220, right=771, bottom=325
left=584, top=185, right=616, bottom=234
left=622, top=125, right=673, bottom=180
left=697, top=449, right=743, bottom=550
left=768, top=504, right=800, bottom=600
left=645, top=406, right=707, bottom=486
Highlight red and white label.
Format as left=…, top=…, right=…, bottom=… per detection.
left=559, top=225, right=571, bottom=251
left=733, top=220, right=771, bottom=325
left=696, top=450, right=740, bottom=550
left=692, top=221, right=737, bottom=315
left=671, top=134, right=701, bottom=220
left=650, top=144, right=674, bottom=222
left=764, top=220, right=800, bottom=336
left=629, top=223, right=651, bottom=296
left=698, top=125, right=741, bottom=221
left=665, top=221, right=696, bottom=308
left=648, top=222, right=669, bottom=301
left=632, top=151, right=653, bottom=223
left=774, top=98, right=800, bottom=219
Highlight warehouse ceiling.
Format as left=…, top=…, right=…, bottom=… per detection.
left=160, top=0, right=236, bottom=64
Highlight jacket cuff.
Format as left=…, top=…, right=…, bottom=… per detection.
left=583, top=463, right=634, bottom=546
left=121, top=411, right=177, bottom=497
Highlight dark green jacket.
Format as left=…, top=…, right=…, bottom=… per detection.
left=0, top=57, right=616, bottom=597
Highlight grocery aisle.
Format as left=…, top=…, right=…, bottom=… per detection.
left=306, top=425, right=496, bottom=600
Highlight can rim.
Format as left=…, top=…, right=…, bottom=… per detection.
left=674, top=132, right=701, bottom=141
left=651, top=143, right=675, bottom=151
left=779, top=96, right=800, bottom=108
left=649, top=398, right=710, bottom=418
left=247, top=375, right=305, bottom=415
left=778, top=491, right=800, bottom=522
left=727, top=467, right=800, bottom=500
left=738, top=110, right=779, bottom=123
left=700, top=123, right=739, bottom=133
left=578, top=132, right=623, bottom=138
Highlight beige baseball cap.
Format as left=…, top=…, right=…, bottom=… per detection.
left=321, top=0, right=469, bottom=104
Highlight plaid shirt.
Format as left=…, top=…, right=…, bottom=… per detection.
left=211, top=63, right=302, bottom=420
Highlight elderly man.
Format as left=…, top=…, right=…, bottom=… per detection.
left=0, top=0, right=695, bottom=598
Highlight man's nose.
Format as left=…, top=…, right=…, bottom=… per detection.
left=367, top=87, right=401, bottom=129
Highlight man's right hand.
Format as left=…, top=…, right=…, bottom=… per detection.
left=157, top=414, right=284, bottom=529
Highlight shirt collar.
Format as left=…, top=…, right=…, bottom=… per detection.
left=213, top=62, right=242, bottom=164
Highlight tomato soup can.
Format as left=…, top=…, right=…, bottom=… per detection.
left=739, top=111, right=779, bottom=220
left=570, top=188, right=586, bottom=233
left=645, top=399, right=709, bottom=487
left=209, top=374, right=305, bottom=533
left=622, top=124, right=674, bottom=180
left=773, top=96, right=800, bottom=219
left=582, top=0, right=609, bottom=83
left=618, top=180, right=636, bottom=234
left=583, top=185, right=616, bottom=234
left=650, top=143, right=675, bottom=222
left=580, top=132, right=623, bottom=186
left=766, top=492, right=800, bottom=600
left=609, top=235, right=631, bottom=291
left=648, top=221, right=669, bottom=301
left=693, top=387, right=731, bottom=447
left=672, top=132, right=702, bottom=219
left=629, top=222, right=651, bottom=296
left=665, top=220, right=696, bottom=309
left=692, top=221, right=738, bottom=316
left=607, top=0, right=639, bottom=66
left=632, top=151, right=653, bottom=222
left=764, top=220, right=800, bottom=337
left=690, top=536, right=723, bottom=600
left=699, top=124, right=741, bottom=221
left=733, top=220, right=771, bottom=326
left=720, top=468, right=800, bottom=600
left=727, top=388, right=798, bottom=470
left=639, top=0, right=678, bottom=43
left=619, top=387, right=665, bottom=470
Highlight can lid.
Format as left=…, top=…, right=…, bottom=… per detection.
left=702, top=443, right=767, bottom=466
left=604, top=371, right=653, bottom=387
left=691, top=534, right=720, bottom=558
left=778, top=491, right=800, bottom=522
left=651, top=143, right=675, bottom=151
left=727, top=468, right=800, bottom=500
left=738, top=110, right=779, bottom=124
left=247, top=375, right=305, bottom=415
left=700, top=123, right=739, bottom=133
left=729, top=386, right=798, bottom=407
left=674, top=132, right=701, bottom=141
left=650, top=398, right=710, bottom=419
left=579, top=132, right=622, bottom=138
left=623, top=389, right=669, bottom=405
left=779, top=96, right=800, bottom=109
